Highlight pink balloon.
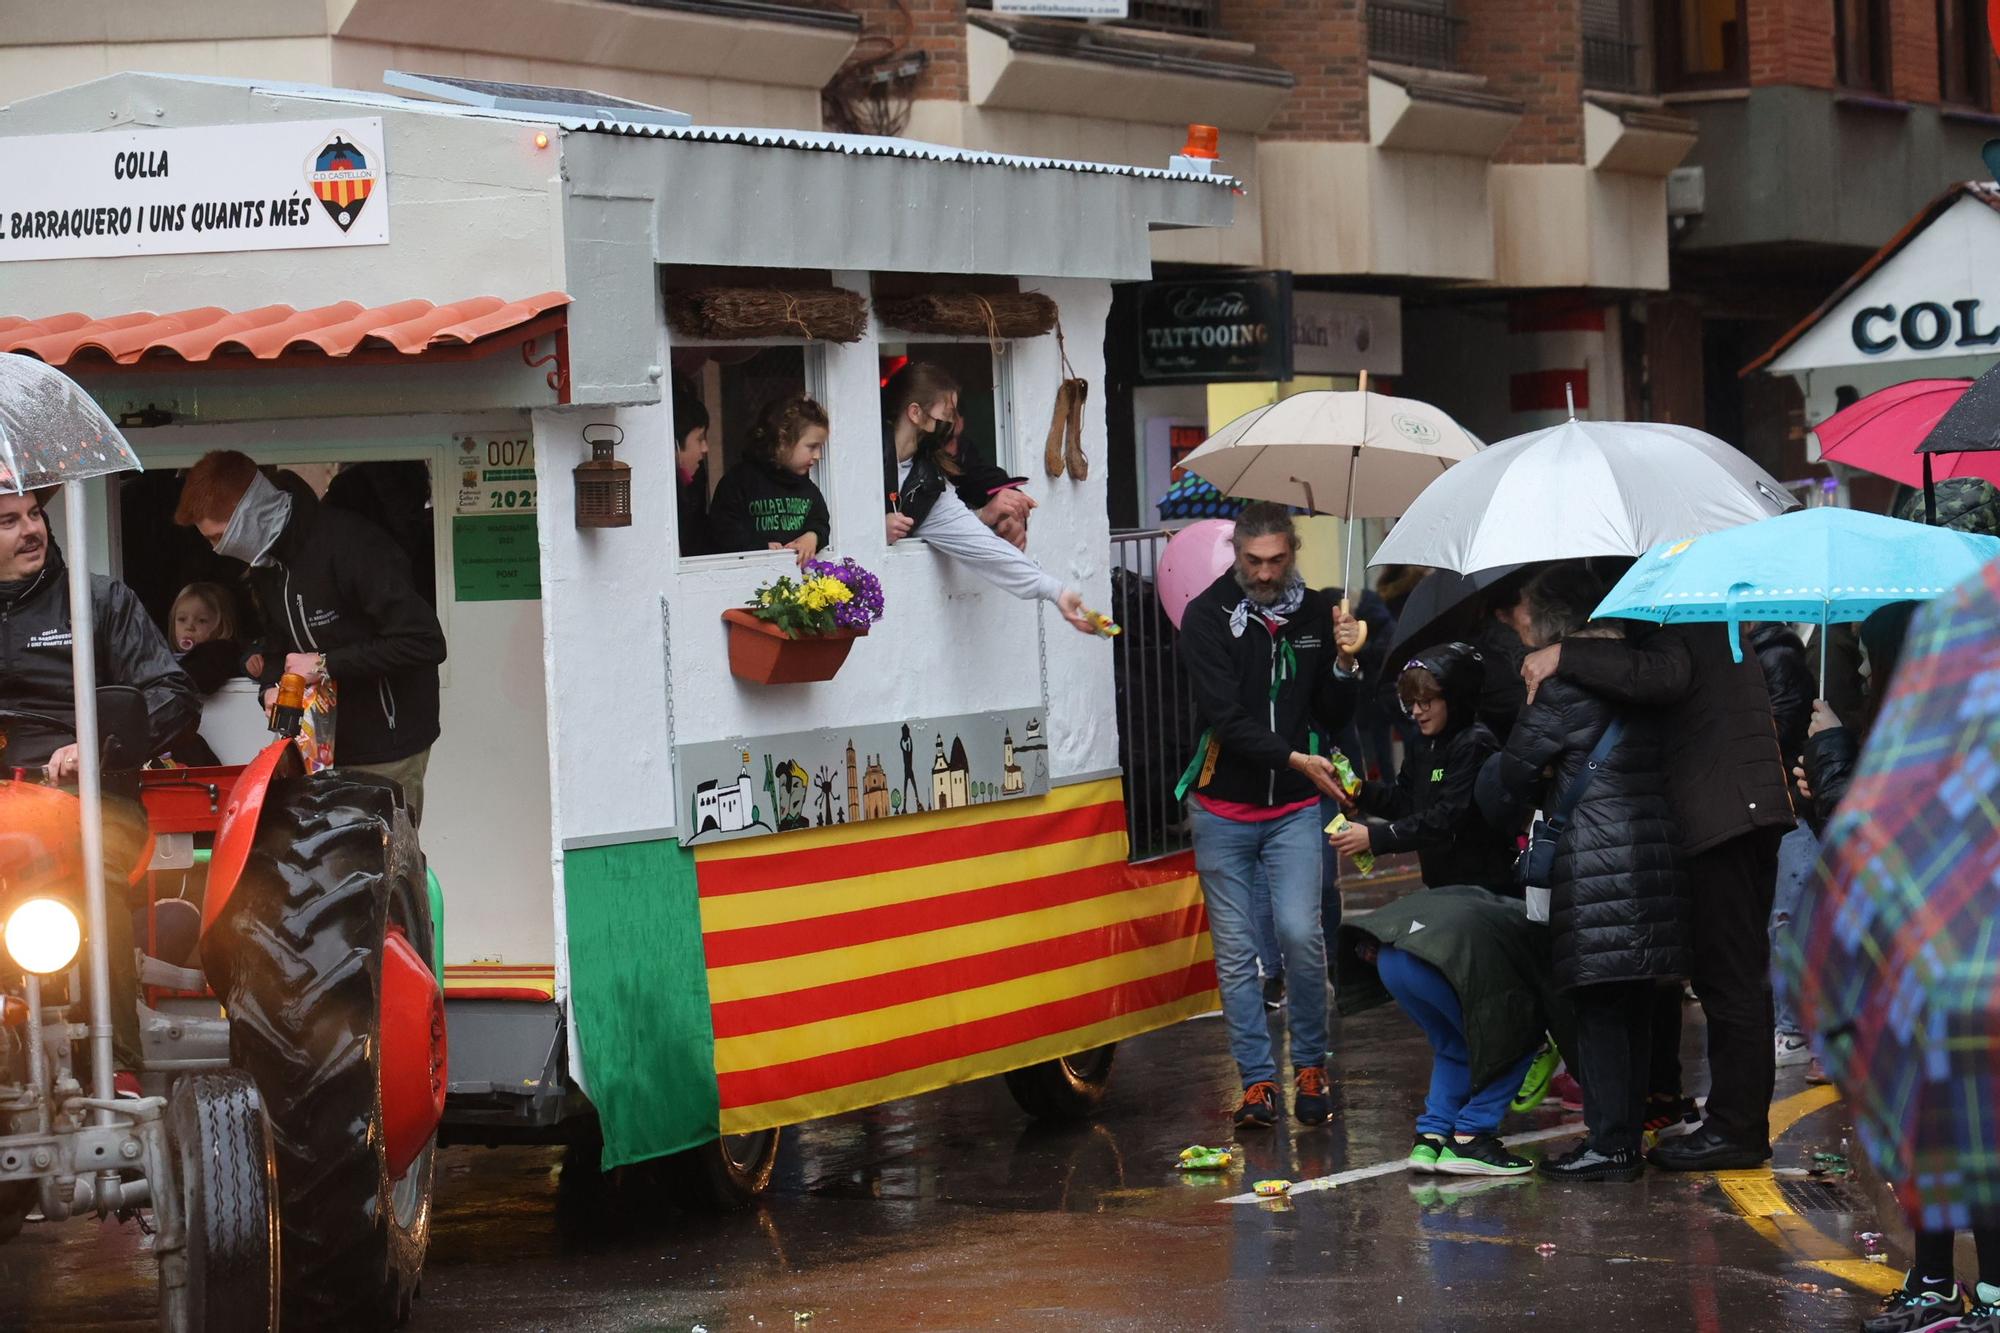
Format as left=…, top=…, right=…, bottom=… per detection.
left=1157, top=519, right=1236, bottom=629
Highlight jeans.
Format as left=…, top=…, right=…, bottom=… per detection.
left=1689, top=829, right=1783, bottom=1148
left=1769, top=820, right=1818, bottom=1038
left=1249, top=797, right=1343, bottom=983
left=1575, top=979, right=1655, bottom=1155
left=1192, top=803, right=1330, bottom=1087
left=1377, top=945, right=1536, bottom=1137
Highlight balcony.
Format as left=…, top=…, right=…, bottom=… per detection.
left=964, top=0, right=1221, bottom=38
left=1368, top=1, right=1464, bottom=71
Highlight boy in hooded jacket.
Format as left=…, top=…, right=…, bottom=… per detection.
left=1327, top=642, right=1519, bottom=894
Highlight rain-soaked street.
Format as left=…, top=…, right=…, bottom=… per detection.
left=0, top=877, right=1906, bottom=1333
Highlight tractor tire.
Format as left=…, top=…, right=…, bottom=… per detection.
left=1003, top=1045, right=1117, bottom=1121
left=667, top=1128, right=781, bottom=1211
left=205, top=773, right=436, bottom=1331
left=163, top=1071, right=280, bottom=1333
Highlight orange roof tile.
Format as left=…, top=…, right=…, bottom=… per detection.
left=0, top=292, right=569, bottom=367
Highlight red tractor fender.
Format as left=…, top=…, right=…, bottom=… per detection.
left=198, top=739, right=304, bottom=940
left=381, top=926, right=448, bottom=1177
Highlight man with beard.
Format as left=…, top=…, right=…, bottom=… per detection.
left=0, top=490, right=199, bottom=1083
left=1177, top=502, right=1363, bottom=1130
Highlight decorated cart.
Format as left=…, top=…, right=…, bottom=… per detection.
left=0, top=69, right=1234, bottom=1220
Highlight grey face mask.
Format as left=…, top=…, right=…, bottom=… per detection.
left=213, top=470, right=293, bottom=567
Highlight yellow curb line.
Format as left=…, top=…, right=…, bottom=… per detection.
left=1714, top=1084, right=1900, bottom=1297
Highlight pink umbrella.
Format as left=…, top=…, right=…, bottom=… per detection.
left=1813, top=379, right=2000, bottom=486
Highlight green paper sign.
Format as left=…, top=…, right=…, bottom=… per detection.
left=452, top=514, right=541, bottom=602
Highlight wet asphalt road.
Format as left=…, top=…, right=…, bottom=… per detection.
left=0, top=880, right=1893, bottom=1333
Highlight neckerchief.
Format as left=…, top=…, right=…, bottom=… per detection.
left=1228, top=574, right=1305, bottom=639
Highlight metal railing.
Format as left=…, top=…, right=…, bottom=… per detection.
left=1367, top=0, right=1464, bottom=70
left=1110, top=530, right=1199, bottom=863
left=1582, top=34, right=1643, bottom=91
left=965, top=0, right=1221, bottom=37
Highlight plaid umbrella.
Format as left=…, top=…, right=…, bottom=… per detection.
left=1777, top=558, right=2000, bottom=1231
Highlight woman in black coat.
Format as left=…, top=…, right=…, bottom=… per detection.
left=1477, top=564, right=1688, bottom=1182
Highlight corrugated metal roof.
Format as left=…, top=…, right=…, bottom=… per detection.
left=119, top=74, right=1238, bottom=189
left=0, top=292, right=569, bottom=366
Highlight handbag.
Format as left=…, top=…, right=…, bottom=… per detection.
left=1517, top=718, right=1624, bottom=896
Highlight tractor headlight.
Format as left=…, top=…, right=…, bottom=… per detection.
left=5, top=898, right=81, bottom=975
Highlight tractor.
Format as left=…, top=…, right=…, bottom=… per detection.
left=0, top=688, right=445, bottom=1330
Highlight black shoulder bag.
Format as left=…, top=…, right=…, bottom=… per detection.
left=1517, top=719, right=1625, bottom=890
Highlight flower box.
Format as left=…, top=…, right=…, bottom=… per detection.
left=721, top=607, right=867, bottom=684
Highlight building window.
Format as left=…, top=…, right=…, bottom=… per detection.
left=1835, top=0, right=1892, bottom=94
left=963, top=0, right=1220, bottom=37
left=1584, top=0, right=1646, bottom=91
left=1939, top=0, right=1993, bottom=106
left=1368, top=0, right=1463, bottom=71
left=1657, top=0, right=1745, bottom=89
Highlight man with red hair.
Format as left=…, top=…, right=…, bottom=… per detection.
left=177, top=451, right=447, bottom=822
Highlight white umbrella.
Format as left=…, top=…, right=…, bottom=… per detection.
left=1178, top=384, right=1480, bottom=616
left=0, top=354, right=143, bottom=1119
left=1368, top=416, right=1797, bottom=575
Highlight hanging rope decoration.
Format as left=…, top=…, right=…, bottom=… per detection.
left=665, top=287, right=868, bottom=343
left=876, top=291, right=1059, bottom=341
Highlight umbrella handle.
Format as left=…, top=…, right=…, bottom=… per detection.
left=1339, top=597, right=1369, bottom=653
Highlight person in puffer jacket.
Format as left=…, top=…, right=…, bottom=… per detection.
left=1477, top=564, right=1688, bottom=1183
left=1331, top=641, right=1519, bottom=894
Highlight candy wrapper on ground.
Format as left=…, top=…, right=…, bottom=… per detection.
left=1176, top=1145, right=1235, bottom=1171
left=1253, top=1179, right=1291, bottom=1196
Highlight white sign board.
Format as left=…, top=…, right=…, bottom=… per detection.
left=452, top=431, right=540, bottom=516
left=1292, top=291, right=1403, bottom=377
left=1769, top=194, right=2000, bottom=375
left=993, top=0, right=1128, bottom=14
left=0, top=118, right=389, bottom=262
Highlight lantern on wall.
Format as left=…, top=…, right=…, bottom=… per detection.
left=574, top=423, right=631, bottom=528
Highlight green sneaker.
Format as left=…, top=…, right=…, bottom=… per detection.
left=1409, top=1133, right=1445, bottom=1173
left=1436, top=1134, right=1534, bottom=1177
left=1510, top=1043, right=1560, bottom=1114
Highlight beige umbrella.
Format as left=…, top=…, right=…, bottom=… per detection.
left=1177, top=378, right=1480, bottom=638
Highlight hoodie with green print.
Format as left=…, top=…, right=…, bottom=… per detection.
left=707, top=460, right=831, bottom=555
left=1354, top=641, right=1521, bottom=894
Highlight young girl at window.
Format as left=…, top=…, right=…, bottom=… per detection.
left=708, top=393, right=833, bottom=568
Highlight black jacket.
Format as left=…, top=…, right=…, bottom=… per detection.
left=1472, top=617, right=1529, bottom=740
left=1178, top=572, right=1360, bottom=808
left=677, top=466, right=713, bottom=557
left=1800, top=726, right=1860, bottom=834
left=243, top=491, right=445, bottom=766
left=1477, top=673, right=1689, bottom=991
left=1751, top=625, right=1813, bottom=765
left=0, top=546, right=199, bottom=771
left=1557, top=622, right=1794, bottom=856
left=1354, top=642, right=1517, bottom=892
left=708, top=461, right=831, bottom=553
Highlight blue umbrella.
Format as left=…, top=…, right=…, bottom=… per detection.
left=1591, top=507, right=2000, bottom=679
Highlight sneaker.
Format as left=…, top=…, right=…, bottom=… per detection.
left=1646, top=1125, right=1771, bottom=1172
left=1235, top=1081, right=1280, bottom=1131
left=1775, top=1032, right=1813, bottom=1067
left=1642, top=1096, right=1702, bottom=1148
left=1437, top=1134, right=1533, bottom=1177
left=1263, top=974, right=1285, bottom=1012
left=1409, top=1133, right=1445, bottom=1173
left=1539, top=1142, right=1644, bottom=1182
left=1958, top=1284, right=2000, bottom=1332
left=1861, top=1279, right=1965, bottom=1333
left=113, top=1071, right=143, bottom=1099
left=1293, top=1066, right=1331, bottom=1126
left=1551, top=1070, right=1585, bottom=1112
left=1511, top=1044, right=1561, bottom=1114
left=1807, top=1056, right=1831, bottom=1086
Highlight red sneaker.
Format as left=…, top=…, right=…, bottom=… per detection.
left=1551, top=1070, right=1585, bottom=1112
left=113, top=1071, right=142, bottom=1098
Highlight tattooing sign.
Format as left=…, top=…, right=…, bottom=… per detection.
left=0, top=118, right=389, bottom=261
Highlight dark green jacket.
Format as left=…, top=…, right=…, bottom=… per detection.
left=1335, top=885, right=1576, bottom=1091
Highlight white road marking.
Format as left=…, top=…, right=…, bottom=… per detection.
left=1218, top=1120, right=1586, bottom=1204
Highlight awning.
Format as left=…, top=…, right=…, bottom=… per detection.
left=0, top=292, right=570, bottom=367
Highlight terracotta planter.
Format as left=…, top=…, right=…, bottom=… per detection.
left=721, top=607, right=867, bottom=684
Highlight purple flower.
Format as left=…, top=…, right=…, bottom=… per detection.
left=803, top=557, right=886, bottom=629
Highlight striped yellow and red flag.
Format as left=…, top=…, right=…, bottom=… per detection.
left=692, top=778, right=1214, bottom=1134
